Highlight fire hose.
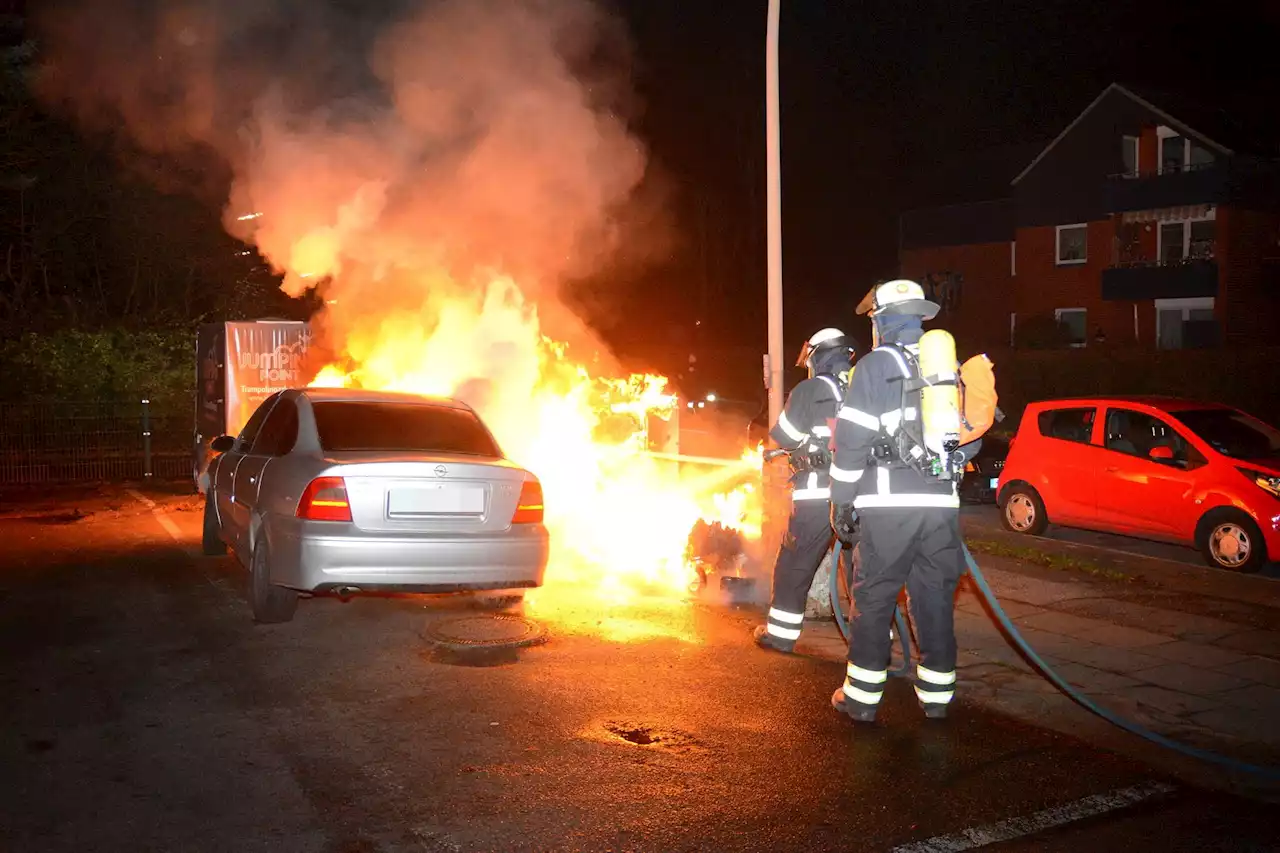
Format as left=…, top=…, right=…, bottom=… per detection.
left=827, top=535, right=1280, bottom=781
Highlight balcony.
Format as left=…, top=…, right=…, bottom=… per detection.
left=1106, top=158, right=1280, bottom=214
left=1101, top=258, right=1219, bottom=301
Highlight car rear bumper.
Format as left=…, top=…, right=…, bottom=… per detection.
left=960, top=474, right=1002, bottom=504
left=268, top=521, right=550, bottom=593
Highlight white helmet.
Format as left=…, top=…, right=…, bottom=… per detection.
left=795, top=327, right=854, bottom=369
left=856, top=279, right=940, bottom=321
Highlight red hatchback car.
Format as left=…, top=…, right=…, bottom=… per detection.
left=996, top=396, right=1280, bottom=573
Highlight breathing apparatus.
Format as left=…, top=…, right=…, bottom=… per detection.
left=857, top=280, right=965, bottom=481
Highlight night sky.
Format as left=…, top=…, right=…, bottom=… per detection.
left=613, top=1, right=1279, bottom=393
left=6, top=0, right=1279, bottom=399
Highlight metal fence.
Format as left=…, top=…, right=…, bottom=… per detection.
left=0, top=396, right=194, bottom=486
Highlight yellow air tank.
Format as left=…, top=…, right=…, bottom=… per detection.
left=918, top=328, right=962, bottom=457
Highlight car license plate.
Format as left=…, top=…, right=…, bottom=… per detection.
left=388, top=485, right=485, bottom=516
left=989, top=477, right=1000, bottom=489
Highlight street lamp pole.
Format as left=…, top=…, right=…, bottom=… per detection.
left=765, top=0, right=784, bottom=428
left=764, top=1, right=831, bottom=617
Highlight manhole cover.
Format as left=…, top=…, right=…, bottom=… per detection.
left=422, top=614, right=547, bottom=651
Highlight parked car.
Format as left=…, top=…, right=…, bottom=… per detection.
left=202, top=388, right=550, bottom=622
left=959, top=433, right=1010, bottom=504
left=996, top=396, right=1280, bottom=573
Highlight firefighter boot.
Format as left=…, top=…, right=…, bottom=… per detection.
left=921, top=703, right=949, bottom=721
left=831, top=688, right=877, bottom=723
left=752, top=624, right=795, bottom=655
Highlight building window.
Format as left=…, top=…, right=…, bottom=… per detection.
left=1122, top=135, right=1139, bottom=177
left=1157, top=215, right=1216, bottom=264
left=1157, top=126, right=1216, bottom=174
left=1156, top=297, right=1217, bottom=350
left=1159, top=132, right=1186, bottom=173
left=1056, top=224, right=1088, bottom=265
left=1189, top=220, right=1216, bottom=259
left=1055, top=308, right=1088, bottom=347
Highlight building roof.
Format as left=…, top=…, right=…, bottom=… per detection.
left=1120, top=84, right=1280, bottom=159
left=1012, top=83, right=1280, bottom=186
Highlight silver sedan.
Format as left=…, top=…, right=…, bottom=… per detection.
left=201, top=388, right=550, bottom=623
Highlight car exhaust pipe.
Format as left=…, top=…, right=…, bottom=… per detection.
left=332, top=586, right=362, bottom=597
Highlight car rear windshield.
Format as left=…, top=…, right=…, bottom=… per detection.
left=1172, top=409, right=1280, bottom=460
left=311, top=401, right=501, bottom=457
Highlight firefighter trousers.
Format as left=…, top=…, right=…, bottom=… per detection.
left=839, top=507, right=964, bottom=714
left=762, top=498, right=834, bottom=650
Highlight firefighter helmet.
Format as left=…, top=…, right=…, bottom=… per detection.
left=796, top=327, right=855, bottom=370
left=855, top=279, right=940, bottom=321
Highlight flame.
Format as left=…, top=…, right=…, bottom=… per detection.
left=308, top=274, right=762, bottom=643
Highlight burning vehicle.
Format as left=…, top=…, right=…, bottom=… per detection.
left=48, top=0, right=771, bottom=641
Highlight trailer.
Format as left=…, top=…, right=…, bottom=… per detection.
left=193, top=320, right=312, bottom=489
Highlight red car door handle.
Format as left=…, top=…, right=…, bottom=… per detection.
left=1105, top=466, right=1119, bottom=473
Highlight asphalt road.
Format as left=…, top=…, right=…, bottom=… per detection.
left=1, top=501, right=1277, bottom=852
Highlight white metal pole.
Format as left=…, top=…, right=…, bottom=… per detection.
left=765, top=0, right=784, bottom=428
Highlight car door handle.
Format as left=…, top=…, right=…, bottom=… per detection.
left=1105, top=466, right=1119, bottom=473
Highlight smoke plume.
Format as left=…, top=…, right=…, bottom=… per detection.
left=35, top=0, right=658, bottom=353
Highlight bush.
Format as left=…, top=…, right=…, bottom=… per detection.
left=0, top=329, right=192, bottom=402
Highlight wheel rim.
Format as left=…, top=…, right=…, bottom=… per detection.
left=1210, top=523, right=1251, bottom=569
left=1006, top=494, right=1036, bottom=532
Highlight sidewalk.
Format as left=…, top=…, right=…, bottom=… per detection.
left=794, top=541, right=1280, bottom=797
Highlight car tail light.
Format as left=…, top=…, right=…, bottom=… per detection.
left=297, top=476, right=353, bottom=522
left=512, top=478, right=544, bottom=524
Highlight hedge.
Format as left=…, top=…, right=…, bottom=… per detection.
left=0, top=329, right=192, bottom=403
left=984, top=346, right=1278, bottom=431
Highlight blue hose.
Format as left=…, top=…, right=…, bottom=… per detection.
left=828, top=537, right=1280, bottom=780
left=962, top=543, right=1280, bottom=781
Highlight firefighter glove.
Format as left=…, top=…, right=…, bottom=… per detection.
left=830, top=501, right=859, bottom=545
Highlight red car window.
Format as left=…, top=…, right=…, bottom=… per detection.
left=1036, top=407, right=1095, bottom=444
left=1102, top=407, right=1203, bottom=469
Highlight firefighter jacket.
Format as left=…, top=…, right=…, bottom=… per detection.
left=829, top=344, right=980, bottom=509
left=768, top=374, right=844, bottom=501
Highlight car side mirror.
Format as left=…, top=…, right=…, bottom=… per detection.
left=210, top=435, right=236, bottom=454
left=1148, top=445, right=1174, bottom=461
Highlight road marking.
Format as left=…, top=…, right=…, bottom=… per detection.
left=891, top=781, right=1176, bottom=852
left=127, top=489, right=200, bottom=556
left=128, top=490, right=241, bottom=609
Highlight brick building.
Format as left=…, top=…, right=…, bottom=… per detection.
left=900, top=84, right=1280, bottom=352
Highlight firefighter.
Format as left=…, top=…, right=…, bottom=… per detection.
left=754, top=328, right=857, bottom=654
left=827, top=280, right=982, bottom=722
